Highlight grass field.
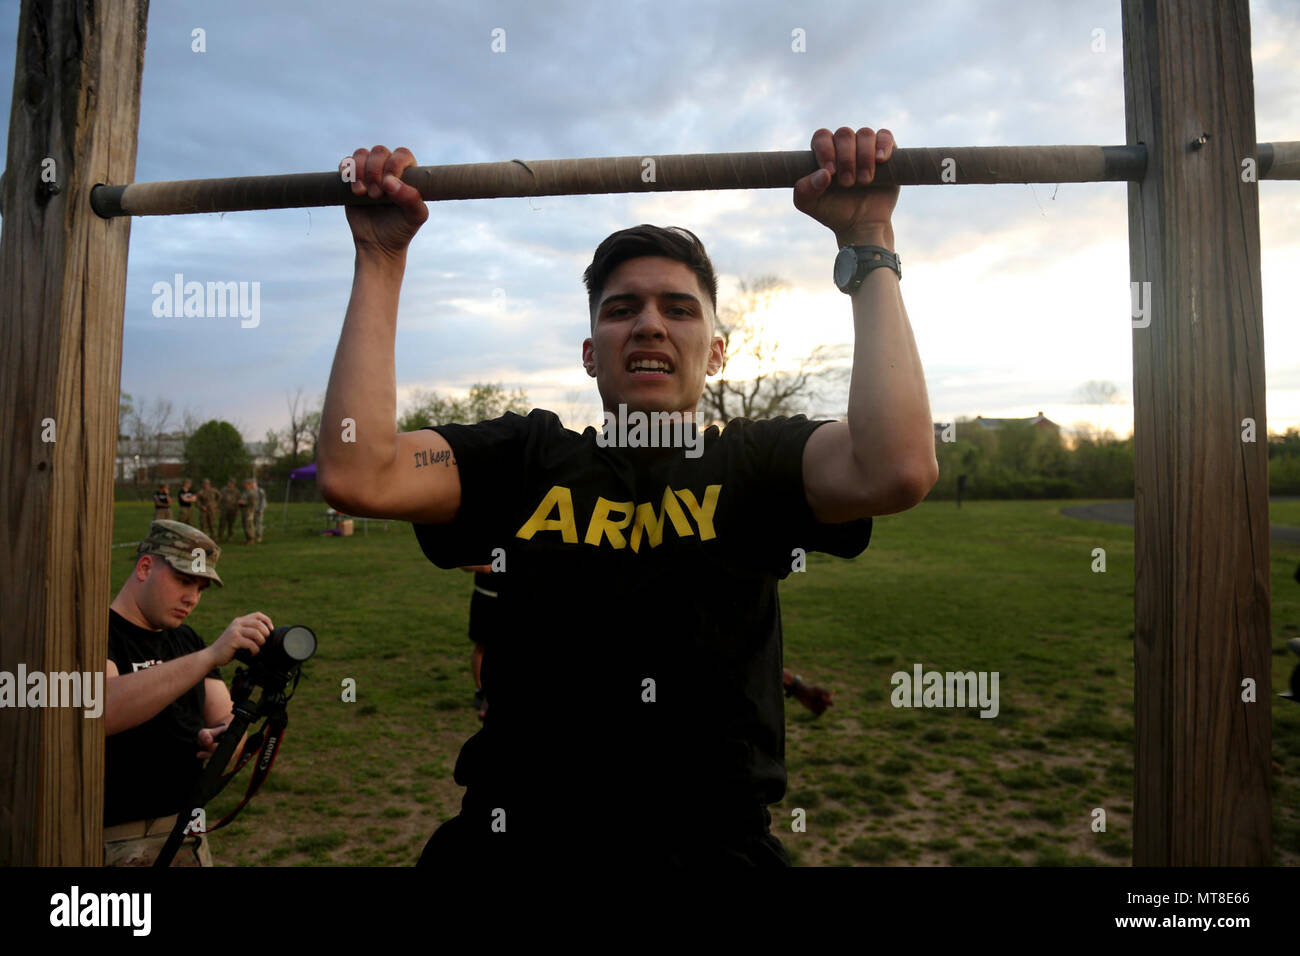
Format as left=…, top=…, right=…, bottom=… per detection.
left=110, top=498, right=1300, bottom=866
left=1271, top=498, right=1300, bottom=530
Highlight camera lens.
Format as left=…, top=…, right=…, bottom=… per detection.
left=279, top=625, right=317, bottom=663
left=234, top=624, right=318, bottom=670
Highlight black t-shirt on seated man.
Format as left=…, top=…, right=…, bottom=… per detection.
left=413, top=409, right=871, bottom=852
left=105, top=608, right=222, bottom=827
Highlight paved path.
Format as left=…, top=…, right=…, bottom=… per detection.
left=1060, top=499, right=1300, bottom=544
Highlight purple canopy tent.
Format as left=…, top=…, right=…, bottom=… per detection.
left=282, top=461, right=316, bottom=531
left=283, top=462, right=383, bottom=535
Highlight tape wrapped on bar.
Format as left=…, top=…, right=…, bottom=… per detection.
left=87, top=142, right=1297, bottom=218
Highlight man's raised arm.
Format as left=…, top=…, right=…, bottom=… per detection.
left=318, top=145, right=462, bottom=525
left=796, top=126, right=939, bottom=522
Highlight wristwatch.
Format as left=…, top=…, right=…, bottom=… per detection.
left=834, top=244, right=901, bottom=294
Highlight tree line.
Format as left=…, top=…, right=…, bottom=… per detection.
left=117, top=275, right=1300, bottom=502
left=116, top=384, right=532, bottom=501
left=929, top=420, right=1300, bottom=500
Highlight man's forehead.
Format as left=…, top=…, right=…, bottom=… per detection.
left=599, top=288, right=702, bottom=306
left=599, top=260, right=707, bottom=306
left=172, top=567, right=210, bottom=589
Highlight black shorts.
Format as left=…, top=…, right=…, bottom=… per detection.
left=416, top=797, right=791, bottom=868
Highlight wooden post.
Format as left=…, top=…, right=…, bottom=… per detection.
left=0, top=0, right=148, bottom=865
left=1123, top=0, right=1271, bottom=864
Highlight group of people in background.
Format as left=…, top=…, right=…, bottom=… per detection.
left=152, top=477, right=267, bottom=545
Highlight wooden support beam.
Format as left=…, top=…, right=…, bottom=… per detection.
left=1123, top=0, right=1271, bottom=865
left=0, top=0, right=148, bottom=865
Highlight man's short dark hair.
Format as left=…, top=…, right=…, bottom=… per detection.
left=583, top=224, right=719, bottom=330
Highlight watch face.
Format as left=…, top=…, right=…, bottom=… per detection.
left=833, top=247, right=857, bottom=288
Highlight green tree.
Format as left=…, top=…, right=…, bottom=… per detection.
left=398, top=382, right=530, bottom=431
left=1028, top=429, right=1070, bottom=478
left=185, top=420, right=251, bottom=485
left=1270, top=428, right=1300, bottom=494
left=1070, top=435, right=1134, bottom=498
left=992, top=421, right=1038, bottom=476
left=1270, top=427, right=1300, bottom=460
left=262, top=427, right=283, bottom=460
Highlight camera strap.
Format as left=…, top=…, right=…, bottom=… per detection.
left=152, top=708, right=289, bottom=866
left=204, top=709, right=289, bottom=832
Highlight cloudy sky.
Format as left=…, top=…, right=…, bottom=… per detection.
left=1, top=0, right=1297, bottom=445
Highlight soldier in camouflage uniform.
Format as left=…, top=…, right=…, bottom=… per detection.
left=239, top=479, right=257, bottom=545
left=197, top=479, right=220, bottom=537
left=251, top=478, right=268, bottom=543
left=176, top=479, right=197, bottom=524
left=152, top=482, right=173, bottom=521
left=218, top=479, right=240, bottom=542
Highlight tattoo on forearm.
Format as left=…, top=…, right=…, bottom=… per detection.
left=413, top=448, right=456, bottom=469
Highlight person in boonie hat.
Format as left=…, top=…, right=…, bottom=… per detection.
left=104, top=519, right=274, bottom=867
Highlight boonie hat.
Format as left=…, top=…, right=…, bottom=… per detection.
left=137, top=519, right=224, bottom=587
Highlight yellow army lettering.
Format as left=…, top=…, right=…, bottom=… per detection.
left=515, top=484, right=722, bottom=551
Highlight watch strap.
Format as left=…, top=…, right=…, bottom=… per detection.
left=849, top=245, right=901, bottom=284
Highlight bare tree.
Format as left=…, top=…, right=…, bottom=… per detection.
left=1074, top=380, right=1121, bottom=405
left=178, top=407, right=202, bottom=446
left=285, top=387, right=315, bottom=461
left=118, top=391, right=134, bottom=441
left=127, top=397, right=174, bottom=482
left=303, top=407, right=323, bottom=461
left=700, top=275, right=847, bottom=424
left=1071, top=379, right=1124, bottom=443
left=552, top=389, right=601, bottom=431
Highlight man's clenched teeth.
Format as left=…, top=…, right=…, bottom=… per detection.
left=628, top=359, right=673, bottom=374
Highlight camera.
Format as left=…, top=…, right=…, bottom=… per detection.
left=155, top=624, right=316, bottom=866
left=234, top=624, right=317, bottom=692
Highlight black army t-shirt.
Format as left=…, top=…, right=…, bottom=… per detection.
left=414, top=409, right=872, bottom=845
left=105, top=609, right=222, bottom=826
left=468, top=571, right=503, bottom=646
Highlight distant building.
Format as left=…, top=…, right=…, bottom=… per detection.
left=973, top=411, right=1060, bottom=437
left=116, top=433, right=186, bottom=481
left=246, top=441, right=277, bottom=470
left=934, top=411, right=1061, bottom=443
left=116, top=432, right=272, bottom=482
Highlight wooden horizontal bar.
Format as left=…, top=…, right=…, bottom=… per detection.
left=83, top=144, right=1123, bottom=218
left=85, top=141, right=1299, bottom=218
left=1259, top=140, right=1300, bottom=179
